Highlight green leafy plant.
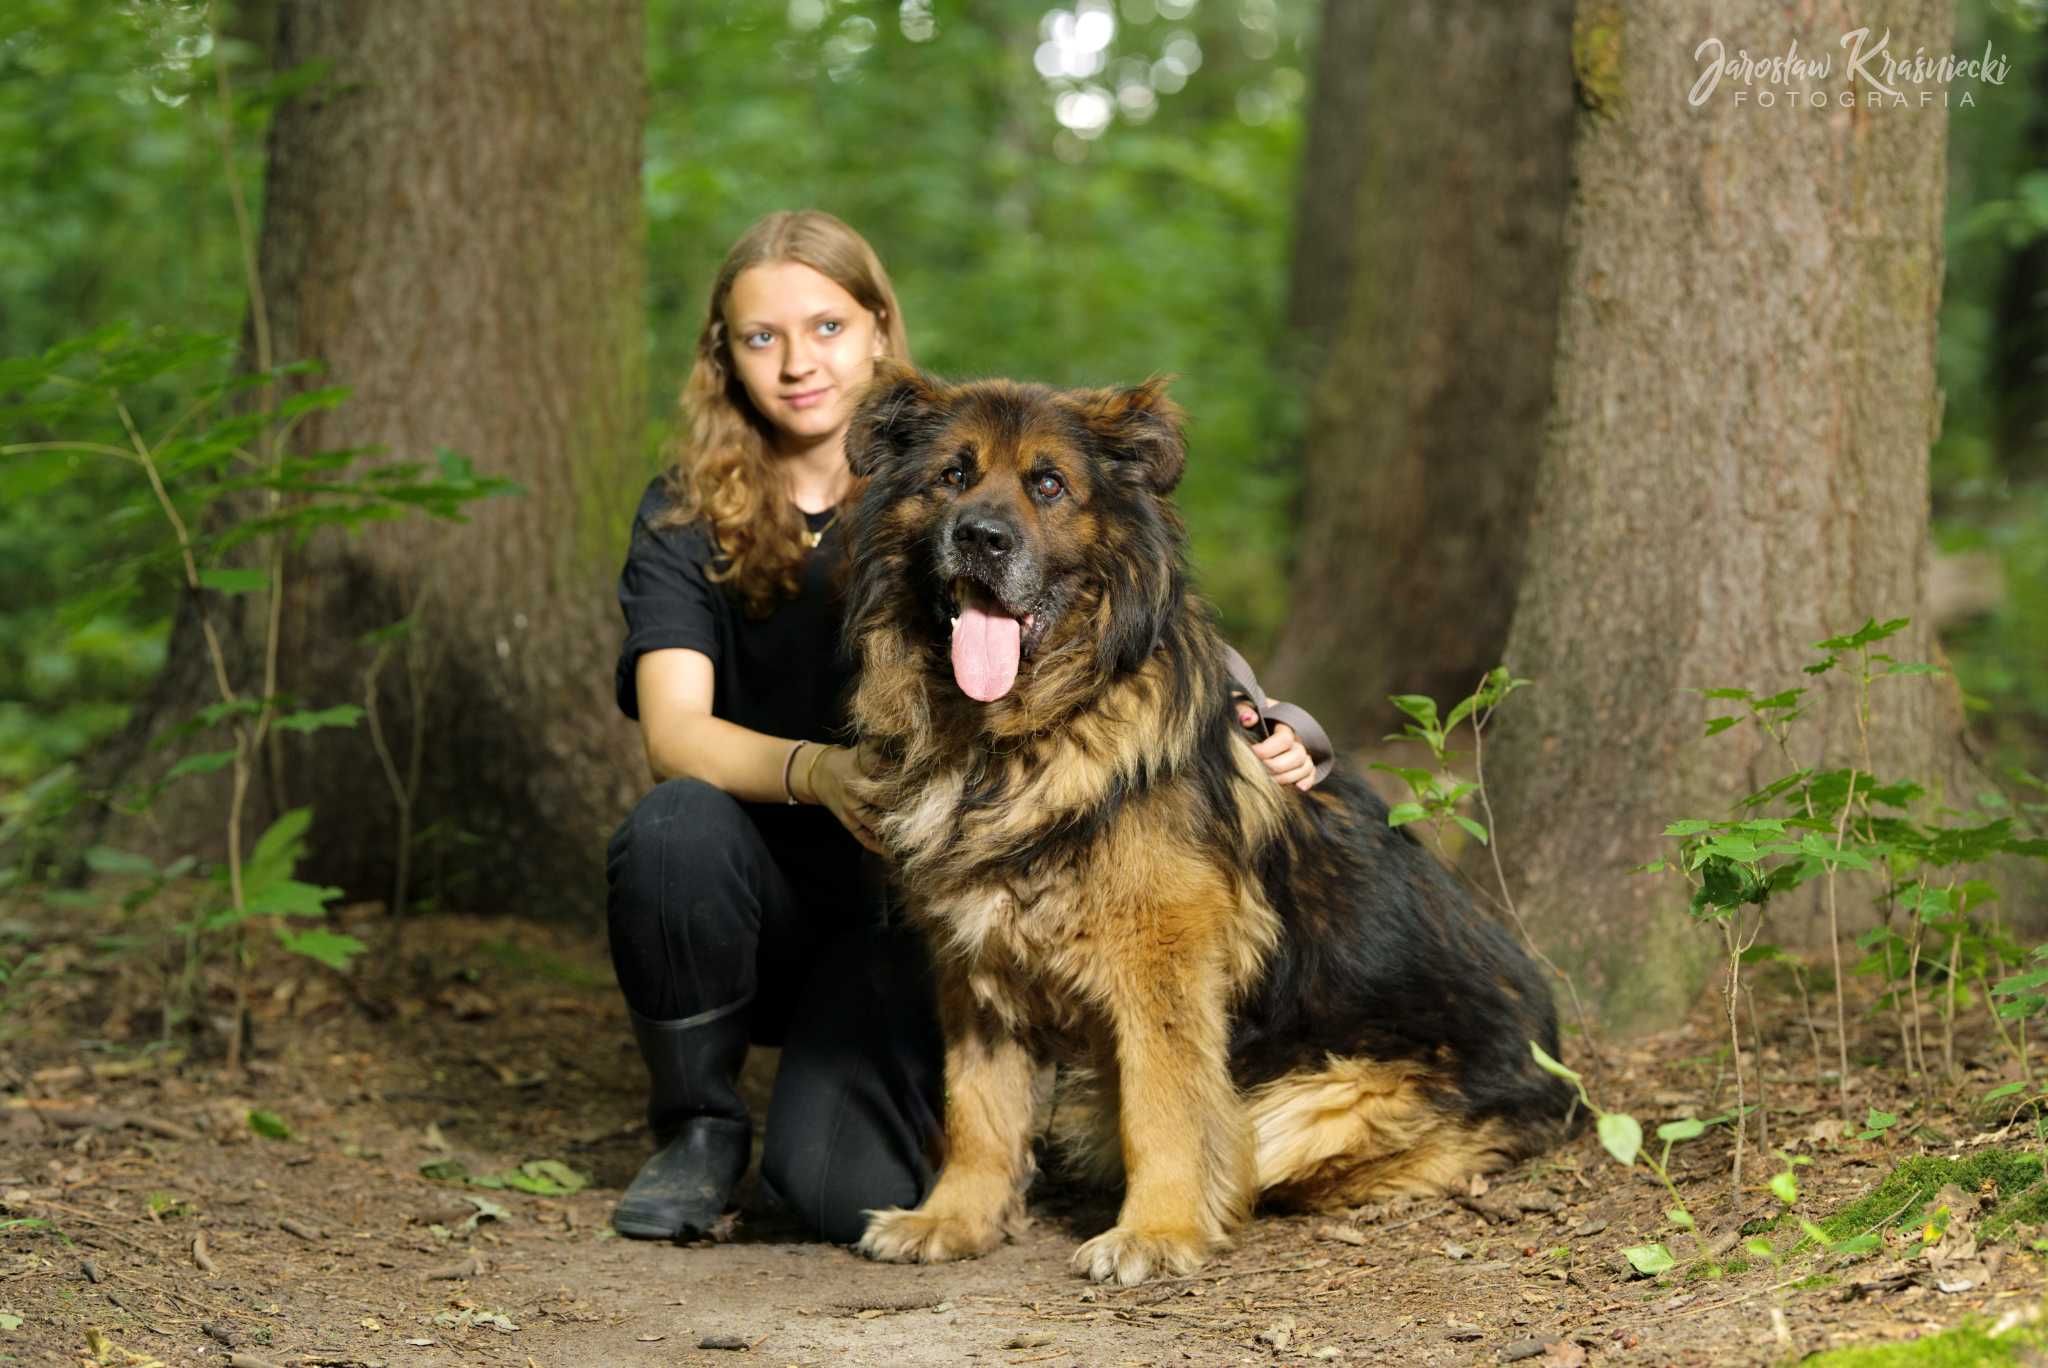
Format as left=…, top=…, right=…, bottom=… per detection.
left=1747, top=1150, right=1882, bottom=1268
left=1375, top=668, right=1599, bottom=1059
left=0, top=27, right=516, bottom=1061
left=1640, top=616, right=2048, bottom=1194
left=1531, top=1040, right=1707, bottom=1276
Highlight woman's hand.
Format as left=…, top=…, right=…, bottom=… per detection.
left=805, top=743, right=888, bottom=854
left=1237, top=701, right=1317, bottom=792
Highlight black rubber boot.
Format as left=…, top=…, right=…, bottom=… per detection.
left=612, top=997, right=753, bottom=1241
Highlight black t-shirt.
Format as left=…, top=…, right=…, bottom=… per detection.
left=614, top=478, right=857, bottom=834
left=615, top=474, right=854, bottom=735
left=614, top=474, right=882, bottom=882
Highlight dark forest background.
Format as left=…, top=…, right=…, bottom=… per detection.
left=2, top=0, right=2045, bottom=1029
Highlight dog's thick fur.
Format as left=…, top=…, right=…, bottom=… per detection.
left=841, top=364, right=1575, bottom=1285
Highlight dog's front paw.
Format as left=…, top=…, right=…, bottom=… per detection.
left=857, top=1204, right=1005, bottom=1264
left=1071, top=1224, right=1210, bottom=1286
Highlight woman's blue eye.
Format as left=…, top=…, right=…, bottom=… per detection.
left=819, top=319, right=843, bottom=336
left=744, top=330, right=773, bottom=349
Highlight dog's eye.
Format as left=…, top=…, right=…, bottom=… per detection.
left=938, top=466, right=965, bottom=488
left=1033, top=472, right=1065, bottom=501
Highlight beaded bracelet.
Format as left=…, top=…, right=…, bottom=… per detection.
left=781, top=740, right=806, bottom=806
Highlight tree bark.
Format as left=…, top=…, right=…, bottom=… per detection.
left=1488, top=0, right=1987, bottom=1030
left=1268, top=0, right=1576, bottom=745
left=1281, top=0, right=1378, bottom=361
left=89, top=0, right=648, bottom=913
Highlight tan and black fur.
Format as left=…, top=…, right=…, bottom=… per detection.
left=841, top=364, right=1575, bottom=1286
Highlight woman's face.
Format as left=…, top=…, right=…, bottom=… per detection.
left=724, top=260, right=885, bottom=455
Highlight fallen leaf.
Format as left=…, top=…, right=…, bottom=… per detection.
left=1541, top=1340, right=1589, bottom=1367
left=1004, top=1331, right=1055, bottom=1349
left=1253, top=1318, right=1294, bottom=1351
left=1622, top=1243, right=1675, bottom=1276
left=1807, top=1116, right=1848, bottom=1144
left=246, top=1109, right=292, bottom=1141
left=423, top=1122, right=451, bottom=1152
left=1316, top=1222, right=1368, bottom=1246
left=460, top=1196, right=510, bottom=1233
left=440, top=987, right=499, bottom=1020
left=1442, top=1242, right=1471, bottom=1260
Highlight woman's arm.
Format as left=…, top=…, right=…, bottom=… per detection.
left=634, top=648, right=884, bottom=851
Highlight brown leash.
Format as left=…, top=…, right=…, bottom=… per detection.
left=1219, top=644, right=1335, bottom=787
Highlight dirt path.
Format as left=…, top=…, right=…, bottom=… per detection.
left=2, top=901, right=2040, bottom=1365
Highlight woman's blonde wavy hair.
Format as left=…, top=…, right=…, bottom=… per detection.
left=657, top=210, right=912, bottom=617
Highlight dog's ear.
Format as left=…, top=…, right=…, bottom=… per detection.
left=848, top=360, right=943, bottom=479
left=1075, top=376, right=1186, bottom=495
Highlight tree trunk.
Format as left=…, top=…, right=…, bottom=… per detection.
left=1489, top=0, right=1986, bottom=1031
left=1268, top=0, right=1575, bottom=745
left=1281, top=0, right=1378, bottom=362
left=89, top=0, right=648, bottom=914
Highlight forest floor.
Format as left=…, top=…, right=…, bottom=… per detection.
left=4, top=891, right=2048, bottom=1367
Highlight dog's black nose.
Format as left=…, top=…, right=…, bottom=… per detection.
left=952, top=513, right=1014, bottom=557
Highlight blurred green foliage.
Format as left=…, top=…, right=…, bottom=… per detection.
left=2, top=0, right=2044, bottom=800
left=642, top=0, right=1313, bottom=636
left=0, top=1, right=253, bottom=789
left=1935, top=0, right=2048, bottom=776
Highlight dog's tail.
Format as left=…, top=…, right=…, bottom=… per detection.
left=1244, top=1054, right=1564, bottom=1210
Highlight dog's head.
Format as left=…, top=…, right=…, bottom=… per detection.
left=844, top=361, right=1189, bottom=710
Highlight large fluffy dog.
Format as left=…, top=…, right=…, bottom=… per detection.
left=841, top=364, right=1574, bottom=1286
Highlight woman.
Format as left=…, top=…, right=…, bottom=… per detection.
left=607, top=210, right=1325, bottom=1244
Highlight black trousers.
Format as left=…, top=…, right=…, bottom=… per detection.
left=604, top=777, right=944, bottom=1243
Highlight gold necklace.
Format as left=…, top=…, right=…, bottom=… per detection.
left=802, top=509, right=838, bottom=549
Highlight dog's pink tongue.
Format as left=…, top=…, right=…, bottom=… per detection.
left=951, top=601, right=1021, bottom=702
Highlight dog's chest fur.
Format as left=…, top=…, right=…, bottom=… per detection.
left=881, top=762, right=1117, bottom=1040
left=871, top=716, right=1288, bottom=1050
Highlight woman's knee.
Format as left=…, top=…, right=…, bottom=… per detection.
left=609, top=777, right=745, bottom=859
left=760, top=1118, right=925, bottom=1245
left=605, top=779, right=766, bottom=948
left=607, top=778, right=754, bottom=890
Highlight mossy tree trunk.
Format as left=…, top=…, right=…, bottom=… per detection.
left=90, top=0, right=649, bottom=915
left=1268, top=0, right=1576, bottom=745
left=1488, top=0, right=1987, bottom=1031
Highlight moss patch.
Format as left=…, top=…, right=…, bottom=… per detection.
left=1819, top=1151, right=2045, bottom=1244
left=1569, top=5, right=1625, bottom=114
left=1803, top=1317, right=2048, bottom=1365
left=1985, top=1170, right=2048, bottom=1240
